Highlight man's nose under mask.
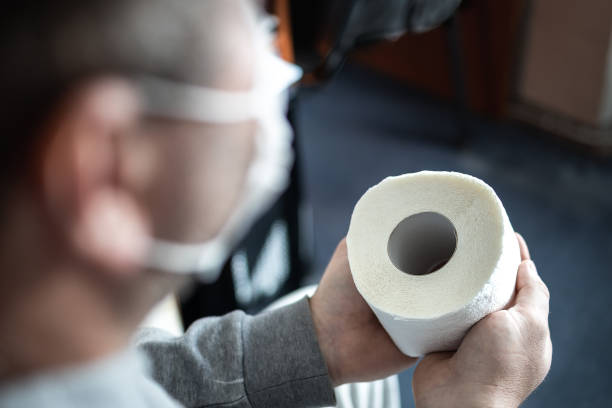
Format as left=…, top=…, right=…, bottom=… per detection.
left=138, top=4, right=302, bottom=283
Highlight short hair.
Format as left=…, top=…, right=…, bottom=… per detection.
left=0, top=0, right=247, bottom=188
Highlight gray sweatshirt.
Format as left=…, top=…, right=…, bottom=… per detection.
left=0, top=297, right=336, bottom=407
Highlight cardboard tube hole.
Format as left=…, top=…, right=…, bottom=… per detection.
left=387, top=212, right=457, bottom=276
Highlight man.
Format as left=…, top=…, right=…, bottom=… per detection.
left=0, top=0, right=552, bottom=407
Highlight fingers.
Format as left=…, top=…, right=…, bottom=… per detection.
left=516, top=233, right=530, bottom=261
left=511, top=260, right=550, bottom=323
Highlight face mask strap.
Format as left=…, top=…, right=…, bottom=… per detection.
left=137, top=54, right=302, bottom=124
left=138, top=77, right=257, bottom=123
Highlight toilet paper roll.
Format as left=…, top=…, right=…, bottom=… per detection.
left=346, top=171, right=520, bottom=357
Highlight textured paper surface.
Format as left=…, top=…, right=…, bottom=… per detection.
left=346, top=171, right=520, bottom=356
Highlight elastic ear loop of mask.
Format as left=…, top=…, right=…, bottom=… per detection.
left=137, top=47, right=302, bottom=123
left=139, top=77, right=258, bottom=124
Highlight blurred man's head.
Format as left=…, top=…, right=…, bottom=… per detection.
left=0, top=0, right=296, bottom=379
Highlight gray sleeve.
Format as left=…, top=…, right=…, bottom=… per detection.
left=135, top=297, right=336, bottom=408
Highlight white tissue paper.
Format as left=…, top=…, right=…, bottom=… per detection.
left=346, top=171, right=520, bottom=357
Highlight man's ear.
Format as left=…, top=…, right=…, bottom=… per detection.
left=40, top=78, right=151, bottom=277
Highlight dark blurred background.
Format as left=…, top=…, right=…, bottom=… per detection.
left=181, top=0, right=612, bottom=406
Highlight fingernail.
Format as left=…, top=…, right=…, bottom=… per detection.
left=526, top=260, right=538, bottom=276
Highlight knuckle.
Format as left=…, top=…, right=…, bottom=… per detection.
left=532, top=317, right=550, bottom=338
left=522, top=309, right=549, bottom=337
left=521, top=306, right=538, bottom=322
left=486, top=311, right=520, bottom=339
left=487, top=310, right=513, bottom=328
left=536, top=279, right=551, bottom=299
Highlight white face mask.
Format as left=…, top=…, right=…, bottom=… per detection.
left=138, top=2, right=302, bottom=282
